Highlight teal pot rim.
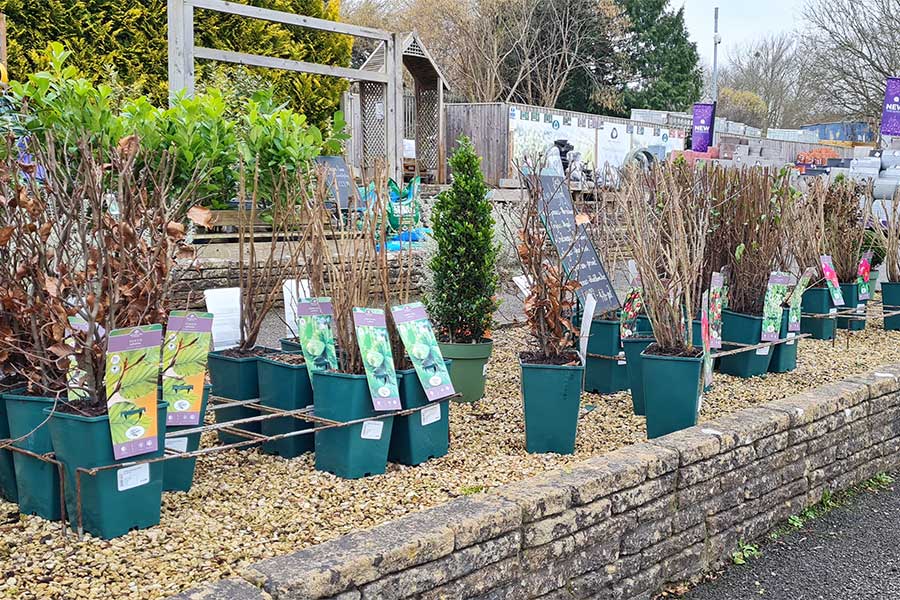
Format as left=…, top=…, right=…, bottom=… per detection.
left=640, top=349, right=703, bottom=364
left=208, top=347, right=279, bottom=363
left=519, top=359, right=585, bottom=372
left=42, top=401, right=168, bottom=424
left=258, top=354, right=307, bottom=369
left=395, top=358, right=452, bottom=378
left=621, top=335, right=655, bottom=344
left=313, top=370, right=368, bottom=381
left=2, top=387, right=61, bottom=403
left=438, top=339, right=493, bottom=359
left=723, top=309, right=763, bottom=322
left=278, top=336, right=300, bottom=343
left=882, top=281, right=900, bottom=287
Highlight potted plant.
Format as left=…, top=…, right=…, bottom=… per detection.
left=427, top=137, right=498, bottom=403
left=705, top=166, right=794, bottom=378
left=0, top=133, right=200, bottom=538
left=619, top=289, right=654, bottom=415
left=510, top=168, right=585, bottom=455
left=870, top=193, right=900, bottom=330
left=620, top=163, right=711, bottom=439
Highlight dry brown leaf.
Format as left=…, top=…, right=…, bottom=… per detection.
left=187, top=205, right=214, bottom=228
left=117, top=135, right=140, bottom=162
left=575, top=213, right=590, bottom=225
left=0, top=225, right=13, bottom=246
left=166, top=221, right=186, bottom=240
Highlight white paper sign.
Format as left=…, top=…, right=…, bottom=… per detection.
left=420, top=404, right=441, bottom=426
left=513, top=275, right=531, bottom=297
left=165, top=437, right=189, bottom=452
left=578, top=293, right=597, bottom=364
left=282, top=279, right=311, bottom=336
left=755, top=345, right=770, bottom=356
left=116, top=463, right=150, bottom=491
left=360, top=420, right=384, bottom=440
left=203, top=287, right=242, bottom=350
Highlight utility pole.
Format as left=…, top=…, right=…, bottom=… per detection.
left=711, top=7, right=721, bottom=103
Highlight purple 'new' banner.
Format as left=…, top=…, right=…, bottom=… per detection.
left=881, top=78, right=900, bottom=136
left=691, top=103, right=716, bottom=152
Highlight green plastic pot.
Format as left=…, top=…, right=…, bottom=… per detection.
left=642, top=350, right=702, bottom=439
left=622, top=337, right=654, bottom=416
left=3, top=390, right=59, bottom=519
left=520, top=360, right=584, bottom=454
left=0, top=394, right=18, bottom=504
left=312, top=371, right=394, bottom=479
left=583, top=319, right=628, bottom=394
left=44, top=402, right=167, bottom=539
left=719, top=310, right=773, bottom=378
left=769, top=309, right=798, bottom=374
left=257, top=356, right=314, bottom=458
left=162, top=385, right=211, bottom=492
left=883, top=282, right=900, bottom=331
left=279, top=337, right=304, bottom=352
left=800, top=287, right=835, bottom=340
left=838, top=283, right=866, bottom=331
left=388, top=364, right=451, bottom=466
left=635, top=315, right=653, bottom=335
left=208, top=349, right=271, bottom=445
left=438, top=340, right=492, bottom=403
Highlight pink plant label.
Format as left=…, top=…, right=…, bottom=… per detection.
left=820, top=255, right=845, bottom=306
left=708, top=272, right=724, bottom=349
left=857, top=250, right=873, bottom=301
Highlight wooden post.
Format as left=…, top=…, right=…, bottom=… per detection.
left=390, top=32, right=405, bottom=183
left=0, top=14, right=8, bottom=70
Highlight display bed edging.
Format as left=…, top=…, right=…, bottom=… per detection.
left=171, top=364, right=900, bottom=600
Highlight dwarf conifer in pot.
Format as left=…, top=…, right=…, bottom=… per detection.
left=426, top=137, right=498, bottom=402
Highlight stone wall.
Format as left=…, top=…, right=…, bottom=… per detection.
left=168, top=253, right=427, bottom=309
left=172, top=365, right=900, bottom=600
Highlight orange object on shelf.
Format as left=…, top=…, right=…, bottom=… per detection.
left=797, top=147, right=839, bottom=166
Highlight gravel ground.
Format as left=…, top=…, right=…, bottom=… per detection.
left=682, top=475, right=900, bottom=600
left=1, top=308, right=898, bottom=599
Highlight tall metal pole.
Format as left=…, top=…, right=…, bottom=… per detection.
left=711, top=7, right=720, bottom=103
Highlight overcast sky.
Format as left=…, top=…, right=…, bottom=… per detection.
left=676, top=0, right=806, bottom=66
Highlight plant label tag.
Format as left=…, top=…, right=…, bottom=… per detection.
left=117, top=463, right=150, bottom=492
left=297, top=298, right=339, bottom=382
left=282, top=279, right=311, bottom=337
left=165, top=436, right=189, bottom=452
left=829, top=308, right=838, bottom=315
left=512, top=275, right=531, bottom=297
left=786, top=332, right=796, bottom=346
left=483, top=363, right=488, bottom=377
left=856, top=303, right=865, bottom=314
left=709, top=272, right=724, bottom=349
left=857, top=251, right=873, bottom=301
left=578, top=293, right=597, bottom=364
left=353, top=308, right=401, bottom=411
left=616, top=351, right=626, bottom=366
left=106, top=325, right=163, bottom=460
left=163, top=311, right=213, bottom=426
left=65, top=316, right=91, bottom=403
left=420, top=404, right=442, bottom=426
left=755, top=345, right=770, bottom=356
left=391, top=303, right=455, bottom=400
left=761, top=272, right=791, bottom=342
left=789, top=267, right=816, bottom=332
left=360, top=420, right=384, bottom=440
left=204, top=287, right=242, bottom=350
left=820, top=255, right=845, bottom=306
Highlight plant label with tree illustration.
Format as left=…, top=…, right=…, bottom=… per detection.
left=789, top=267, right=817, bottom=332
left=857, top=251, right=873, bottom=301
left=65, top=316, right=92, bottom=402
left=761, top=272, right=791, bottom=342
left=820, top=256, right=845, bottom=306
left=297, top=298, right=339, bottom=380
left=106, top=325, right=163, bottom=460
left=391, top=302, right=455, bottom=401
left=709, top=272, right=724, bottom=349
left=353, top=308, right=401, bottom=411
left=162, top=311, right=212, bottom=426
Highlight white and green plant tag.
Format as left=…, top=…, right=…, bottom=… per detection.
left=106, top=325, right=163, bottom=460
left=391, top=302, right=455, bottom=401
left=353, top=308, right=401, bottom=411
left=297, top=298, right=338, bottom=381
left=162, top=311, right=212, bottom=426
left=761, top=272, right=791, bottom=342
left=789, top=267, right=816, bottom=332
left=65, top=316, right=91, bottom=403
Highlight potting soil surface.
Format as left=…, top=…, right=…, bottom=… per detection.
left=0, top=312, right=896, bottom=599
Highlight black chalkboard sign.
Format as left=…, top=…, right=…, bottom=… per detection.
left=537, top=175, right=619, bottom=313
left=315, top=156, right=359, bottom=209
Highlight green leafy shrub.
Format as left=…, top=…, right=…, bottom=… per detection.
left=427, top=137, right=498, bottom=343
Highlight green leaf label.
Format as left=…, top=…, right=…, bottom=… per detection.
left=789, top=267, right=817, bottom=332
left=162, top=311, right=212, bottom=426
left=353, top=308, right=401, bottom=411
left=391, top=302, right=455, bottom=401
left=297, top=298, right=338, bottom=381
left=106, top=325, right=163, bottom=460
left=761, top=272, right=791, bottom=342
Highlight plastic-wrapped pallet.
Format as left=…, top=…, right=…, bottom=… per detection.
left=853, top=146, right=876, bottom=158
left=851, top=157, right=882, bottom=170
left=882, top=166, right=900, bottom=180
left=829, top=167, right=851, bottom=182
left=882, top=149, right=900, bottom=169
left=873, top=178, right=899, bottom=199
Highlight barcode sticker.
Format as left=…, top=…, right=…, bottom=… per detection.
left=165, top=437, right=188, bottom=452
left=617, top=351, right=626, bottom=366
left=117, top=464, right=150, bottom=492
left=755, top=345, right=770, bottom=355
left=420, top=404, right=441, bottom=426
left=360, top=420, right=384, bottom=440
left=786, top=332, right=796, bottom=346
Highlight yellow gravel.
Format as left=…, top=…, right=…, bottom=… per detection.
left=0, top=311, right=896, bottom=599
